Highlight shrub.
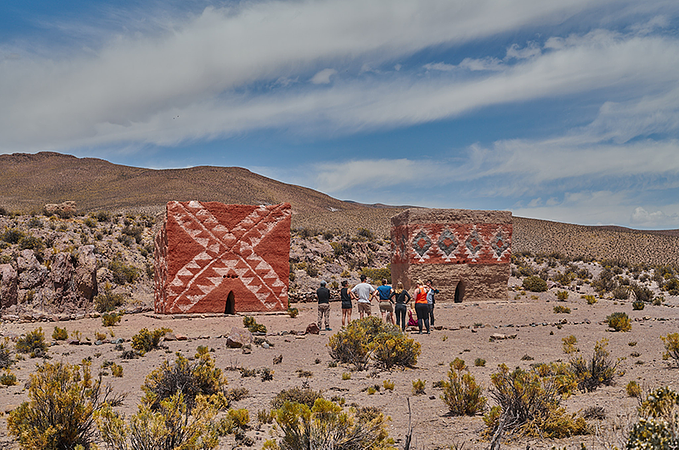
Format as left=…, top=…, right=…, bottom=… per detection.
left=1, top=228, right=25, bottom=244
left=383, top=379, right=394, bottom=390
left=94, top=283, right=126, bottom=312
left=627, top=387, right=679, bottom=449
left=108, top=256, right=140, bottom=285
left=562, top=335, right=578, bottom=354
left=475, top=358, right=486, bottom=367
left=632, top=300, right=645, bottom=310
left=661, top=333, right=679, bottom=366
left=8, top=360, right=124, bottom=450
left=369, top=324, right=420, bottom=369
left=569, top=339, right=618, bottom=392
left=131, top=327, right=172, bottom=355
left=96, top=391, right=227, bottom=450
left=243, top=316, right=267, bottom=334
left=261, top=367, right=274, bottom=381
left=360, top=267, right=391, bottom=284
left=0, top=369, right=17, bottom=386
left=287, top=307, right=299, bottom=318
left=611, top=286, right=630, bottom=300
left=226, top=387, right=249, bottom=403
left=142, top=351, right=226, bottom=411
left=522, top=276, right=547, bottom=292
left=582, top=294, right=597, bottom=305
left=271, top=398, right=392, bottom=450
left=626, top=381, right=641, bottom=398
left=412, top=379, right=426, bottom=395
left=441, top=358, right=486, bottom=416
left=631, top=283, right=653, bottom=302
left=271, top=387, right=324, bottom=409
left=52, top=326, right=68, bottom=341
left=555, top=290, right=569, bottom=300
left=553, top=305, right=571, bottom=314
left=653, top=296, right=665, bottom=306
left=16, top=327, right=49, bottom=358
left=102, top=312, right=122, bottom=327
left=110, top=363, right=124, bottom=378
left=0, top=338, right=13, bottom=369
left=328, top=317, right=419, bottom=370
left=606, top=312, right=632, bottom=332
left=342, top=372, right=351, bottom=380
left=484, top=364, right=589, bottom=439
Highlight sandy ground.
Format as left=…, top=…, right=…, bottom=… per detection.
left=1, top=282, right=679, bottom=450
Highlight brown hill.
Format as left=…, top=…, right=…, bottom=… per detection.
left=2, top=151, right=679, bottom=265
left=0, top=152, right=403, bottom=236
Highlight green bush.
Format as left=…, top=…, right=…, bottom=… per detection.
left=360, top=266, right=391, bottom=284
left=131, top=327, right=172, bottom=355
left=0, top=338, right=13, bottom=369
left=102, top=312, right=122, bottom=327
left=0, top=369, right=17, bottom=386
left=661, top=333, right=679, bottom=366
left=108, top=256, right=140, bottom=284
left=611, top=286, right=630, bottom=300
left=16, top=328, right=49, bottom=358
left=555, top=290, right=569, bottom=300
left=582, top=294, right=597, bottom=305
left=96, top=392, right=227, bottom=450
left=626, top=380, right=641, bottom=398
left=94, top=283, right=126, bottom=312
left=553, top=305, right=571, bottom=314
left=287, top=307, right=299, bottom=318
left=8, top=360, right=124, bottom=450
left=562, top=335, right=578, bottom=354
left=484, top=364, right=589, bottom=439
left=52, top=326, right=68, bottom=341
left=631, top=283, right=653, bottom=302
left=606, top=312, right=632, bottom=332
left=327, top=317, right=419, bottom=370
left=19, top=235, right=45, bottom=251
left=441, top=358, right=486, bottom=416
left=271, top=387, right=324, bottom=409
left=243, top=316, right=267, bottom=334
left=632, top=300, right=645, bottom=310
left=1, top=228, right=25, bottom=244
left=569, top=339, right=618, bottom=392
left=271, top=398, right=392, bottom=450
left=522, top=276, right=547, bottom=292
left=142, top=350, right=227, bottom=412
left=412, top=379, right=426, bottom=395
left=627, top=387, right=679, bottom=449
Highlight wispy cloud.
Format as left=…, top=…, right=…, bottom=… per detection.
left=1, top=0, right=666, bottom=152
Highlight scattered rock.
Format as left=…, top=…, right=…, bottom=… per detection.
left=305, top=323, right=320, bottom=335
left=226, top=327, right=253, bottom=348
left=489, top=333, right=517, bottom=342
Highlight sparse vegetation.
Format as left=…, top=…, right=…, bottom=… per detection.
left=52, top=326, right=68, bottom=341
left=661, top=333, right=679, bottom=366
left=412, top=379, right=426, bottom=395
left=606, top=312, right=632, bottom=332
left=553, top=305, right=571, bottom=314
left=15, top=328, right=48, bottom=358
left=569, top=339, right=618, bottom=392
left=441, top=358, right=486, bottom=416
left=522, top=276, right=547, bottom=292
left=131, top=327, right=172, bottom=355
left=243, top=316, right=267, bottom=334
left=8, top=360, right=124, bottom=450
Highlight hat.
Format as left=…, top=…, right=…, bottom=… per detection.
left=320, top=280, right=327, bottom=286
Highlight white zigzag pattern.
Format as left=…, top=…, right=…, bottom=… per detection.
left=168, top=202, right=287, bottom=312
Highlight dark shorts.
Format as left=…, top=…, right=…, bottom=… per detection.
left=341, top=302, right=352, bottom=310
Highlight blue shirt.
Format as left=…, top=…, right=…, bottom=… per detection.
left=377, top=285, right=392, bottom=300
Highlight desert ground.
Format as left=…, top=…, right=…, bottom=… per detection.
left=1, top=276, right=678, bottom=450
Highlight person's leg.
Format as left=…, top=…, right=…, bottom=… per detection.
left=429, top=304, right=435, bottom=327
left=317, top=306, right=323, bottom=329
left=324, top=305, right=330, bottom=329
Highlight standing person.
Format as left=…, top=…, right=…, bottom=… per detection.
left=376, top=279, right=394, bottom=324
left=426, top=279, right=439, bottom=327
left=414, top=280, right=430, bottom=334
left=340, top=280, right=353, bottom=327
left=317, top=280, right=331, bottom=331
left=392, top=281, right=411, bottom=331
left=351, top=274, right=375, bottom=319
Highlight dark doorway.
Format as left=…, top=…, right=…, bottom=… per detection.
left=454, top=281, right=465, bottom=303
left=225, top=291, right=235, bottom=314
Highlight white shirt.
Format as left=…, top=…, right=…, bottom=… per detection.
left=351, top=282, right=375, bottom=303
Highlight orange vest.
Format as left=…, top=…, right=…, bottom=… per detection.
left=415, top=287, right=428, bottom=304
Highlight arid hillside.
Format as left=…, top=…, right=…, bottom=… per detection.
left=2, top=151, right=679, bottom=265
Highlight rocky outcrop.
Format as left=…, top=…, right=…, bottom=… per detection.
left=0, top=264, right=18, bottom=308
left=74, top=245, right=98, bottom=300
left=44, top=201, right=77, bottom=215
left=17, top=250, right=48, bottom=290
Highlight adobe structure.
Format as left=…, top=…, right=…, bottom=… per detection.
left=391, top=208, right=512, bottom=302
left=154, top=201, right=291, bottom=314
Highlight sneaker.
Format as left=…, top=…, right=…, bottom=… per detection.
left=325, top=328, right=332, bottom=331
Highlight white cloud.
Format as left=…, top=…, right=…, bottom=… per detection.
left=0, top=0, right=652, bottom=151
left=630, top=207, right=679, bottom=228
left=423, top=62, right=456, bottom=72
left=310, top=68, right=337, bottom=84
left=505, top=42, right=541, bottom=60
left=458, top=57, right=503, bottom=71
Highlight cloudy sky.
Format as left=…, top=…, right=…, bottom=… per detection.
left=2, top=1, right=679, bottom=229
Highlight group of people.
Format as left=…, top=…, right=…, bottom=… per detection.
left=316, top=275, right=439, bottom=334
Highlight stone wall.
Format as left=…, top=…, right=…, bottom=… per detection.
left=390, top=208, right=512, bottom=302
left=154, top=201, right=291, bottom=314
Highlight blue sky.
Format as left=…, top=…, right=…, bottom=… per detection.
left=2, top=1, right=679, bottom=229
